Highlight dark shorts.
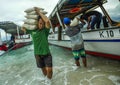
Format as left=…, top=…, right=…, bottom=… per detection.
left=35, top=53, right=52, bottom=68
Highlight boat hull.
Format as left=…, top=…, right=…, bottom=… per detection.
left=48, top=26, right=120, bottom=60
left=82, top=26, right=120, bottom=60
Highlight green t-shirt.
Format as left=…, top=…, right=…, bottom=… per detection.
left=26, top=28, right=50, bottom=55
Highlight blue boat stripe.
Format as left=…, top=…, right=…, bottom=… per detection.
left=84, top=39, right=120, bottom=42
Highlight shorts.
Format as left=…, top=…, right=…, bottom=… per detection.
left=35, top=53, right=52, bottom=68
left=72, top=48, right=86, bottom=60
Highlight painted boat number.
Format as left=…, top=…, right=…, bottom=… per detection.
left=99, top=29, right=120, bottom=38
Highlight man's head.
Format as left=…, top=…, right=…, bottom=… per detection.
left=63, top=17, right=71, bottom=25
left=37, top=15, right=45, bottom=29
left=80, top=14, right=84, bottom=19
left=80, top=14, right=88, bottom=21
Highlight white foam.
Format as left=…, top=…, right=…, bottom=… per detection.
left=0, top=51, right=5, bottom=55
left=64, top=68, right=68, bottom=85
left=5, top=80, right=8, bottom=85
left=108, top=75, right=120, bottom=85
left=79, top=74, right=105, bottom=85
left=87, top=67, right=101, bottom=72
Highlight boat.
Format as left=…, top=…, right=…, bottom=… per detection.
left=0, top=21, right=32, bottom=56
left=0, top=45, right=7, bottom=56
left=48, top=0, right=120, bottom=60
left=13, top=33, right=32, bottom=50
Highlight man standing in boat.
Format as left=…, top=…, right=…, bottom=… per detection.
left=63, top=17, right=87, bottom=68
left=80, top=10, right=102, bottom=30
left=10, top=34, right=15, bottom=43
left=8, top=34, right=15, bottom=49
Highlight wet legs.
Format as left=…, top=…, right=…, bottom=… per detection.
left=75, top=60, right=80, bottom=67
left=41, top=67, right=53, bottom=79
left=82, top=58, right=87, bottom=67
left=75, top=58, right=87, bottom=67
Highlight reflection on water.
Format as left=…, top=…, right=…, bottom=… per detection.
left=0, top=45, right=120, bottom=85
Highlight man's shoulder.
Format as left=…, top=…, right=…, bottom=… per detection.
left=73, top=24, right=83, bottom=28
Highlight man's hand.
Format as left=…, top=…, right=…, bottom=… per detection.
left=34, top=7, right=50, bottom=28
left=87, top=25, right=91, bottom=30
left=21, top=27, right=26, bottom=32
left=34, top=7, right=40, bottom=14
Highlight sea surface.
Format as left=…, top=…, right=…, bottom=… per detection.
left=0, top=44, right=120, bottom=85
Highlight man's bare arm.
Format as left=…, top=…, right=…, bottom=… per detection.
left=34, top=7, right=50, bottom=28
left=21, top=27, right=26, bottom=33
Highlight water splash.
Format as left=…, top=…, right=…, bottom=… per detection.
left=108, top=75, right=120, bottom=85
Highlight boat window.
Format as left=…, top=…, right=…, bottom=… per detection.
left=15, top=34, right=30, bottom=39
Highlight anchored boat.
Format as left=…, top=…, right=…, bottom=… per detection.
left=48, top=0, right=120, bottom=60
left=0, top=21, right=32, bottom=56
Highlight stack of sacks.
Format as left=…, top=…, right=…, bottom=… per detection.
left=23, top=7, right=47, bottom=30
left=70, top=17, right=79, bottom=26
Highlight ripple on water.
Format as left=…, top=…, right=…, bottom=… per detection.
left=0, top=45, right=120, bottom=85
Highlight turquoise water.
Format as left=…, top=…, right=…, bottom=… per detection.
left=0, top=45, right=120, bottom=85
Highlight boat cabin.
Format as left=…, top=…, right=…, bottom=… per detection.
left=48, top=0, right=120, bottom=60
left=49, top=0, right=120, bottom=39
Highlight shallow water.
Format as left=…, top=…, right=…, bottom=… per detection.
left=0, top=45, right=120, bottom=85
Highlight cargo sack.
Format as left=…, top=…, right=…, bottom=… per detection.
left=23, top=7, right=47, bottom=30
left=26, top=10, right=47, bottom=15
left=24, top=19, right=38, bottom=25
left=22, top=24, right=37, bottom=30
left=70, top=18, right=79, bottom=26
left=24, top=7, right=44, bottom=13
left=25, top=14, right=38, bottom=19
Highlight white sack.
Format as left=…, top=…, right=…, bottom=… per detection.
left=24, top=7, right=44, bottom=13
left=70, top=17, right=79, bottom=26
left=26, top=10, right=47, bottom=15
left=22, top=24, right=37, bottom=30
left=40, top=10, right=48, bottom=15
left=25, top=15, right=38, bottom=19
left=24, top=19, right=38, bottom=25
left=26, top=11, right=37, bottom=15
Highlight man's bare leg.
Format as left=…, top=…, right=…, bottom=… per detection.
left=41, top=67, right=47, bottom=76
left=82, top=58, right=87, bottom=67
left=46, top=67, right=53, bottom=79
left=75, top=60, right=80, bottom=67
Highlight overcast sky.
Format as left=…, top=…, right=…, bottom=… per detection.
left=0, top=0, right=59, bottom=26
left=0, top=0, right=119, bottom=26
left=0, top=0, right=59, bottom=40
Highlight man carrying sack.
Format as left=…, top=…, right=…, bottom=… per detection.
left=21, top=7, right=53, bottom=85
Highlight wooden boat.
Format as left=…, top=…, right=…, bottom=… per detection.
left=48, top=0, right=120, bottom=60
left=0, top=22, right=32, bottom=56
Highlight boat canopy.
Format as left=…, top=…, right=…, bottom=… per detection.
left=49, top=0, right=107, bottom=27
left=0, top=21, right=24, bottom=35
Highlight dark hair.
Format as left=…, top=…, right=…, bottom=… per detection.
left=37, top=15, right=42, bottom=21
left=80, top=14, right=85, bottom=19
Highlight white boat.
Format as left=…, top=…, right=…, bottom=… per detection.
left=13, top=34, right=32, bottom=50
left=0, top=22, right=32, bottom=55
left=48, top=0, right=120, bottom=60
left=82, top=26, right=120, bottom=60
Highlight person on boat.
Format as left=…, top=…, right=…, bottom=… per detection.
left=80, top=10, right=102, bottom=30
left=63, top=17, right=87, bottom=67
left=21, top=7, right=53, bottom=83
left=10, top=34, right=15, bottom=43
left=8, top=34, right=15, bottom=49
